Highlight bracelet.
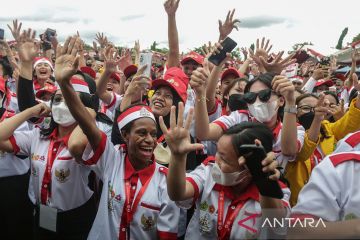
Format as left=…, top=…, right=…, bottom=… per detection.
left=284, top=106, right=297, bottom=114
left=196, top=96, right=207, bottom=102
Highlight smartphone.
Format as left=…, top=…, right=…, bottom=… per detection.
left=237, top=144, right=284, bottom=199
left=45, top=28, right=56, bottom=41
left=208, top=37, right=237, bottom=66
left=139, top=52, right=153, bottom=78
left=0, top=28, right=4, bottom=40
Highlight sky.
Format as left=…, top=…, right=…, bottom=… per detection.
left=0, top=0, right=359, bottom=56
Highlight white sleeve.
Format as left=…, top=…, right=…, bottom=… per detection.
left=81, top=131, right=118, bottom=179
left=301, top=77, right=317, bottom=93
left=213, top=111, right=248, bottom=131
left=291, top=159, right=342, bottom=221
left=9, top=128, right=38, bottom=156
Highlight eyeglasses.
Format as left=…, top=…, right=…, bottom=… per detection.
left=243, top=89, right=276, bottom=104
left=297, top=105, right=315, bottom=113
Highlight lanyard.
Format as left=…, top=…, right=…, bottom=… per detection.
left=119, top=165, right=154, bottom=240
left=217, top=190, right=245, bottom=240
left=40, top=139, right=65, bottom=205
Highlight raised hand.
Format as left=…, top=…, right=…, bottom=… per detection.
left=134, top=40, right=140, bottom=55
left=352, top=73, right=360, bottom=91
left=218, top=9, right=240, bottom=40
left=311, top=64, right=328, bottom=81
left=55, top=36, right=81, bottom=84
left=17, top=29, right=40, bottom=63
left=125, top=65, right=151, bottom=96
left=7, top=19, right=22, bottom=42
left=240, top=47, right=248, bottom=60
left=164, top=0, right=180, bottom=16
left=313, top=94, right=330, bottom=121
left=259, top=51, right=296, bottom=74
left=272, top=75, right=295, bottom=104
left=249, top=37, right=273, bottom=65
left=103, top=46, right=120, bottom=74
left=328, top=56, right=338, bottom=75
left=118, top=48, right=133, bottom=71
left=201, top=41, right=213, bottom=57
left=30, top=103, right=51, bottom=118
left=329, top=99, right=345, bottom=121
left=190, top=61, right=210, bottom=96
left=95, top=32, right=108, bottom=48
left=351, top=48, right=360, bottom=63
left=159, top=102, right=203, bottom=156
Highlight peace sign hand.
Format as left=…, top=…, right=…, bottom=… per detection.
left=159, top=103, right=203, bottom=156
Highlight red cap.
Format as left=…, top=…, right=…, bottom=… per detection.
left=33, top=57, right=53, bottom=70
left=333, top=73, right=346, bottom=81
left=221, top=67, right=244, bottom=82
left=35, top=83, right=58, bottom=98
left=181, top=51, right=204, bottom=65
left=124, top=65, right=138, bottom=79
left=80, top=66, right=96, bottom=79
left=163, top=67, right=189, bottom=86
left=152, top=68, right=188, bottom=103
left=315, top=79, right=334, bottom=87
left=0, top=77, right=5, bottom=94
left=110, top=72, right=121, bottom=82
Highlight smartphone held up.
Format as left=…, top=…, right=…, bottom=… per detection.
left=208, top=37, right=237, bottom=66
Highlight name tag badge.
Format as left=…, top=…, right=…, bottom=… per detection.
left=39, top=204, right=57, bottom=232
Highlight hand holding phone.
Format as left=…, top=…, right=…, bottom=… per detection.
left=208, top=37, right=237, bottom=66
left=237, top=144, right=283, bottom=199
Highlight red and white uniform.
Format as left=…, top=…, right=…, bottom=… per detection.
left=178, top=157, right=291, bottom=239
left=9, top=128, right=93, bottom=210
left=333, top=131, right=360, bottom=153
left=100, top=92, right=123, bottom=120
left=213, top=113, right=305, bottom=169
left=82, top=133, right=180, bottom=240
left=0, top=121, right=31, bottom=177
left=292, top=151, right=360, bottom=222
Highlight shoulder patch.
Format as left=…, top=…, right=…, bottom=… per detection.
left=202, top=156, right=216, bottom=166
left=345, top=132, right=360, bottom=148
left=330, top=153, right=360, bottom=167
left=158, top=166, right=168, bottom=175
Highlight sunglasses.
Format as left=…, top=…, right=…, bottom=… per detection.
left=243, top=89, right=276, bottom=104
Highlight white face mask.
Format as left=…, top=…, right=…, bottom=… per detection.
left=248, top=100, right=278, bottom=123
left=211, top=162, right=250, bottom=186
left=51, top=102, right=76, bottom=127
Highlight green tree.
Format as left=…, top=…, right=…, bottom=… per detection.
left=336, top=27, right=348, bottom=50
left=352, top=33, right=360, bottom=43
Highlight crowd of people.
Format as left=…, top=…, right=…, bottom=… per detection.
left=0, top=0, right=359, bottom=239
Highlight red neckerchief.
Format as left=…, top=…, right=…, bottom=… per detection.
left=119, top=154, right=155, bottom=240
left=40, top=128, right=72, bottom=205
left=213, top=183, right=259, bottom=240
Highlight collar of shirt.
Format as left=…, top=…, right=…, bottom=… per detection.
left=213, top=183, right=259, bottom=203
left=48, top=127, right=71, bottom=147
left=124, top=154, right=156, bottom=185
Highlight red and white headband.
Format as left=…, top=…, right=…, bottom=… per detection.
left=117, top=105, right=156, bottom=130
left=55, top=77, right=90, bottom=94
left=33, top=57, right=54, bottom=70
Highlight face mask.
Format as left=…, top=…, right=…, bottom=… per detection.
left=51, top=102, right=76, bottom=127
left=248, top=100, right=278, bottom=123
left=228, top=94, right=248, bottom=112
left=211, top=162, right=250, bottom=186
left=298, top=112, right=315, bottom=130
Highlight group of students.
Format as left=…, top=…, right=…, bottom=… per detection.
left=0, top=1, right=360, bottom=239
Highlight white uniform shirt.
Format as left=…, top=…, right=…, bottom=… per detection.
left=9, top=128, right=93, bottom=211
left=178, top=157, right=291, bottom=239
left=292, top=151, right=360, bottom=222
left=333, top=131, right=360, bottom=153
left=82, top=133, right=180, bottom=240
left=100, top=92, right=123, bottom=120
left=0, top=122, right=31, bottom=177
left=213, top=112, right=305, bottom=169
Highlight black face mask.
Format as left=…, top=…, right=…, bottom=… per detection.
left=228, top=94, right=248, bottom=112
left=298, top=112, right=315, bottom=130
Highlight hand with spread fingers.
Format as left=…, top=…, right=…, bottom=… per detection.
left=259, top=51, right=296, bottom=75
left=311, top=63, right=328, bottom=81
left=55, top=36, right=81, bottom=84
left=17, top=28, right=40, bottom=63
left=272, top=75, right=295, bottom=104
left=95, top=32, right=108, bottom=48
left=240, top=47, right=248, bottom=60
left=249, top=37, right=273, bottom=66
left=103, top=46, right=120, bottom=74
left=159, top=102, right=204, bottom=156
left=118, top=48, right=133, bottom=71
left=313, top=94, right=330, bottom=121
left=7, top=19, right=22, bottom=43
left=218, top=9, right=240, bottom=40
left=329, top=99, right=345, bottom=121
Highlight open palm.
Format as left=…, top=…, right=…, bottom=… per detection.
left=17, top=29, right=39, bottom=63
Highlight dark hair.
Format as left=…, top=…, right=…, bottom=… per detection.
left=0, top=59, right=13, bottom=77
left=222, top=78, right=248, bottom=107
left=295, top=93, right=318, bottom=106
left=223, top=122, right=273, bottom=155
left=244, top=72, right=276, bottom=93
left=323, top=91, right=339, bottom=104
left=349, top=88, right=358, bottom=103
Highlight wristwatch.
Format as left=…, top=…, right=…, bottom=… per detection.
left=284, top=106, right=297, bottom=114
